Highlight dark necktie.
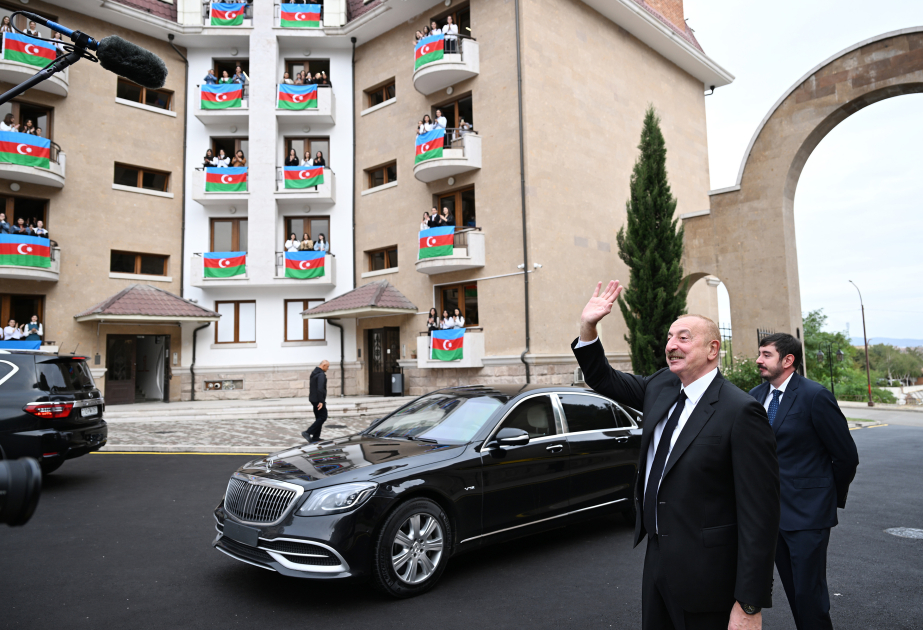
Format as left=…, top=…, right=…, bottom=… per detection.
left=643, top=390, right=687, bottom=535
left=767, top=389, right=782, bottom=426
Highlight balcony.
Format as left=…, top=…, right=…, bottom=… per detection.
left=413, top=132, right=480, bottom=183
left=276, top=85, right=335, bottom=124
left=192, top=167, right=248, bottom=208
left=274, top=252, right=336, bottom=287
left=413, top=37, right=479, bottom=96
left=274, top=167, right=335, bottom=208
left=415, top=329, right=485, bottom=368
left=0, top=136, right=66, bottom=188
left=201, top=1, right=254, bottom=32
left=415, top=228, right=485, bottom=275
left=0, top=55, right=68, bottom=96
left=0, top=237, right=60, bottom=282
left=188, top=253, right=248, bottom=288
left=194, top=85, right=249, bottom=125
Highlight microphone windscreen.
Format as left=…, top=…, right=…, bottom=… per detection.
left=97, top=36, right=168, bottom=89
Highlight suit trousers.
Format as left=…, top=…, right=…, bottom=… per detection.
left=776, top=528, right=833, bottom=630
left=642, top=535, right=731, bottom=630
left=307, top=403, right=328, bottom=441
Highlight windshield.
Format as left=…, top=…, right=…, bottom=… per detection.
left=366, top=393, right=504, bottom=444
left=37, top=359, right=96, bottom=393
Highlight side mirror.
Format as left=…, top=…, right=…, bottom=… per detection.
left=486, top=427, right=530, bottom=450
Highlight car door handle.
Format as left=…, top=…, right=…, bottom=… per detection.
left=615, top=437, right=630, bottom=443
left=546, top=444, right=563, bottom=453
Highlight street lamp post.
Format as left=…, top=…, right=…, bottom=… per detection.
left=816, top=343, right=845, bottom=399
left=849, top=280, right=874, bottom=407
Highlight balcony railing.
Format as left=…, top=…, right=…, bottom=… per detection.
left=274, top=251, right=336, bottom=285
left=413, top=129, right=481, bottom=183
left=192, top=167, right=249, bottom=206
left=274, top=166, right=336, bottom=205
left=195, top=84, right=249, bottom=124
left=416, top=227, right=485, bottom=275
left=0, top=34, right=69, bottom=96
left=415, top=327, right=485, bottom=368
left=203, top=1, right=254, bottom=24
left=0, top=133, right=66, bottom=187
left=273, top=2, right=324, bottom=29
left=0, top=235, right=60, bottom=281
left=275, top=83, right=335, bottom=123
left=413, top=35, right=479, bottom=95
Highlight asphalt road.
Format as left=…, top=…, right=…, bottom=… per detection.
left=1, top=425, right=921, bottom=629
left=839, top=405, right=923, bottom=428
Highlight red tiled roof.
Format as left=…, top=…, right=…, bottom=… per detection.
left=631, top=0, right=703, bottom=53
left=347, top=0, right=382, bottom=23
left=75, top=284, right=219, bottom=320
left=111, top=0, right=178, bottom=22
left=303, top=281, right=417, bottom=316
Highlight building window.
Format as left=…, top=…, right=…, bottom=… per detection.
left=430, top=4, right=471, bottom=37
left=284, top=59, right=330, bottom=83
left=433, top=93, right=473, bottom=132
left=440, top=282, right=478, bottom=326
left=113, top=163, right=170, bottom=193
left=284, top=136, right=330, bottom=165
left=437, top=187, right=476, bottom=228
left=213, top=59, right=250, bottom=80
left=365, top=80, right=395, bottom=108
left=0, top=99, right=53, bottom=140
left=0, top=293, right=45, bottom=340
left=110, top=251, right=169, bottom=276
left=0, top=8, right=58, bottom=37
left=366, top=162, right=396, bottom=189
left=116, top=78, right=173, bottom=111
left=0, top=196, right=49, bottom=231
left=211, top=136, right=249, bottom=161
left=210, top=218, right=248, bottom=251
left=284, top=216, right=329, bottom=250
left=215, top=301, right=256, bottom=344
left=368, top=246, right=397, bottom=272
left=285, top=299, right=325, bottom=342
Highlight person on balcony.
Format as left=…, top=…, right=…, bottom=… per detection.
left=0, top=17, right=13, bottom=49
left=435, top=109, right=449, bottom=147
left=32, top=220, right=48, bottom=238
left=300, top=150, right=313, bottom=166
left=428, top=207, right=443, bottom=228
left=232, top=66, right=249, bottom=84
left=414, top=30, right=423, bottom=44
left=313, top=234, right=329, bottom=252
left=285, top=233, right=301, bottom=253
left=34, top=127, right=43, bottom=138
left=418, top=114, right=434, bottom=135
left=452, top=308, right=465, bottom=329
left=440, top=206, right=455, bottom=227
left=3, top=320, right=22, bottom=341
left=440, top=310, right=454, bottom=330
left=422, top=25, right=431, bottom=39
left=442, top=15, right=459, bottom=54
left=22, top=119, right=36, bottom=135
left=429, top=21, right=440, bottom=38
left=285, top=148, right=300, bottom=167
left=293, top=72, right=304, bottom=85
left=213, top=149, right=230, bottom=168
left=203, top=69, right=218, bottom=85
left=23, top=316, right=42, bottom=342
left=421, top=212, right=431, bottom=231
left=1, top=114, right=19, bottom=132
left=24, top=21, right=40, bottom=37
left=0, top=212, right=9, bottom=234
left=218, top=70, right=233, bottom=84
left=12, top=218, right=32, bottom=236
left=300, top=233, right=313, bottom=251
left=315, top=72, right=331, bottom=87
left=203, top=148, right=216, bottom=168
left=311, top=150, right=326, bottom=168
left=231, top=150, right=246, bottom=167
left=281, top=72, right=294, bottom=85
left=52, top=31, right=66, bottom=53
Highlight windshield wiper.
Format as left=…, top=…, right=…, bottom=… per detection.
left=405, top=436, right=438, bottom=443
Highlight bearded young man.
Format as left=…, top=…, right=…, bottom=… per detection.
left=573, top=280, right=780, bottom=630
left=751, top=333, right=858, bottom=630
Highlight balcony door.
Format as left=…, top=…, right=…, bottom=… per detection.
left=210, top=218, right=248, bottom=252
left=437, top=187, right=475, bottom=228
left=106, top=335, right=136, bottom=405
left=0, top=196, right=49, bottom=230
left=211, top=137, right=249, bottom=161
left=440, top=283, right=478, bottom=326
left=0, top=294, right=45, bottom=340
left=284, top=137, right=330, bottom=165
left=367, top=327, right=400, bottom=396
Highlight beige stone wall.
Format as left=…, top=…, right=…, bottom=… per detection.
left=0, top=2, right=187, bottom=398
left=178, top=365, right=362, bottom=401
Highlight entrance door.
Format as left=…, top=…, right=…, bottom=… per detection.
left=367, top=327, right=400, bottom=396
left=106, top=335, right=136, bottom=405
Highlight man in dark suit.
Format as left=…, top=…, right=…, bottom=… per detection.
left=573, top=281, right=780, bottom=630
left=302, top=360, right=329, bottom=443
left=751, top=333, right=859, bottom=630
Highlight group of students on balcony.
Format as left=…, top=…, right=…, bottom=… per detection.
left=203, top=148, right=246, bottom=168
left=3, top=316, right=43, bottom=342
left=417, top=111, right=472, bottom=146
left=1, top=114, right=43, bottom=138
left=284, top=148, right=326, bottom=169
left=421, top=206, right=455, bottom=230
left=280, top=70, right=331, bottom=87
left=413, top=16, right=459, bottom=53
left=284, top=232, right=328, bottom=253
left=203, top=66, right=249, bottom=86
left=0, top=212, right=48, bottom=238
left=426, top=308, right=465, bottom=334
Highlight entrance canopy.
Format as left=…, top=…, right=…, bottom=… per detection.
left=74, top=284, right=220, bottom=323
left=302, top=280, right=417, bottom=320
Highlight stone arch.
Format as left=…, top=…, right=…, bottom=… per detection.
left=682, top=27, right=923, bottom=359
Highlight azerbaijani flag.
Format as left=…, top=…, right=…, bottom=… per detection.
left=415, top=33, right=444, bottom=70
left=210, top=2, right=246, bottom=26
left=415, top=128, right=444, bottom=164
left=278, top=84, right=318, bottom=109
left=205, top=167, right=247, bottom=192
left=283, top=165, right=324, bottom=189
left=432, top=329, right=464, bottom=361
left=203, top=252, right=246, bottom=278
left=285, top=250, right=325, bottom=279
left=0, top=132, right=51, bottom=168
left=2, top=33, right=57, bottom=68
left=201, top=83, right=243, bottom=109
left=0, top=235, right=51, bottom=268
left=419, top=226, right=454, bottom=259
left=280, top=3, right=321, bottom=27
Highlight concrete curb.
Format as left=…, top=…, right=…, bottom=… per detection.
left=839, top=402, right=923, bottom=414
left=98, top=444, right=275, bottom=454
left=847, top=420, right=881, bottom=428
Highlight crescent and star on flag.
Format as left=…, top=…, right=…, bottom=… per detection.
left=16, top=244, right=33, bottom=255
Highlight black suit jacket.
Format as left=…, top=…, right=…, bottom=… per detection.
left=573, top=338, right=780, bottom=611
left=750, top=372, right=858, bottom=531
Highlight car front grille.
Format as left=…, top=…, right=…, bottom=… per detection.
left=260, top=539, right=340, bottom=566
left=224, top=477, right=298, bottom=524
left=217, top=537, right=274, bottom=567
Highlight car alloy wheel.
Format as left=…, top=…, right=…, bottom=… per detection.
left=391, top=513, right=444, bottom=584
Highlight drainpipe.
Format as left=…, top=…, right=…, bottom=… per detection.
left=190, top=323, right=210, bottom=401
left=350, top=37, right=357, bottom=290
left=168, top=34, right=189, bottom=298
left=328, top=319, right=345, bottom=397
left=514, top=0, right=531, bottom=384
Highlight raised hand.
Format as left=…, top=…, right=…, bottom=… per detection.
left=579, top=281, right=623, bottom=342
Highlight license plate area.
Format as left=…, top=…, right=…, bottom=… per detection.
left=224, top=519, right=260, bottom=547
left=80, top=406, right=97, bottom=418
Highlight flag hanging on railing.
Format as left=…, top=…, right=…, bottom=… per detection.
left=0, top=235, right=51, bottom=268
left=201, top=84, right=243, bottom=109
left=210, top=2, right=246, bottom=26
left=415, top=33, right=445, bottom=70
left=285, top=251, right=325, bottom=279
left=280, top=3, right=321, bottom=27
left=283, top=165, right=324, bottom=189
left=432, top=329, right=464, bottom=361
left=278, top=84, right=318, bottom=109
left=203, top=252, right=246, bottom=278
left=205, top=167, right=247, bottom=192
left=0, top=132, right=51, bottom=169
left=2, top=33, right=56, bottom=67
left=415, top=128, right=445, bottom=164
left=418, top=226, right=454, bottom=259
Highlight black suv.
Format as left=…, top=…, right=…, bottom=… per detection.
left=0, top=350, right=107, bottom=474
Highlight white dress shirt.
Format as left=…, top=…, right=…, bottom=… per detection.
left=442, top=23, right=458, bottom=40
left=763, top=371, right=794, bottom=411
left=3, top=326, right=22, bottom=340
left=435, top=116, right=447, bottom=130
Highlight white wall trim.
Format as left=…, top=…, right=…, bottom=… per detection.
left=108, top=272, right=174, bottom=283
left=360, top=180, right=398, bottom=196
left=360, top=97, right=396, bottom=117
left=210, top=342, right=257, bottom=349
left=112, top=183, right=175, bottom=199
left=115, top=97, right=177, bottom=118
left=360, top=267, right=399, bottom=279
left=679, top=209, right=710, bottom=220
left=281, top=340, right=328, bottom=347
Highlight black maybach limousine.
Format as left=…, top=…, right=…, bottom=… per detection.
left=213, top=385, right=643, bottom=597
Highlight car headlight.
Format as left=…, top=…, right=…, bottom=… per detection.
left=296, top=482, right=378, bottom=516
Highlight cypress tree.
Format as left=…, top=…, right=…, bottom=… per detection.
left=616, top=105, right=687, bottom=375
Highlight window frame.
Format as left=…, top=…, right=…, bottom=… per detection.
left=113, top=163, right=171, bottom=193
left=283, top=136, right=331, bottom=165
left=0, top=98, right=55, bottom=141
left=209, top=218, right=248, bottom=252
left=116, top=78, right=174, bottom=112
left=436, top=185, right=475, bottom=228
left=284, top=215, right=330, bottom=249
left=365, top=161, right=397, bottom=190
left=432, top=92, right=473, bottom=130
left=283, top=298, right=325, bottom=342
left=367, top=245, right=398, bottom=272
left=557, top=393, right=624, bottom=434
left=439, top=281, right=478, bottom=327
left=109, top=250, right=169, bottom=277
left=214, top=300, right=256, bottom=344
left=497, top=394, right=560, bottom=440
left=0, top=195, right=49, bottom=230
left=364, top=79, right=395, bottom=108
left=284, top=58, right=331, bottom=82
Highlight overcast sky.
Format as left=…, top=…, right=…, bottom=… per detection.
left=683, top=0, right=923, bottom=342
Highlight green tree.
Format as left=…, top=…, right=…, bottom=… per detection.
left=860, top=344, right=923, bottom=386
left=616, top=106, right=686, bottom=375
left=722, top=355, right=763, bottom=392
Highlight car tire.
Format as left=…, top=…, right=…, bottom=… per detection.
left=40, top=459, right=63, bottom=475
left=371, top=498, right=452, bottom=599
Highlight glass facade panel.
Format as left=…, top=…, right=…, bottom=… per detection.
left=110, top=252, right=135, bottom=273
left=114, top=165, right=139, bottom=187
left=307, top=300, right=324, bottom=340
left=212, top=221, right=233, bottom=252
left=216, top=303, right=236, bottom=343
left=238, top=302, right=256, bottom=343
left=139, top=255, right=165, bottom=276
left=286, top=301, right=304, bottom=341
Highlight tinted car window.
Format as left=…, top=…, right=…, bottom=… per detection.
left=367, top=393, right=504, bottom=444
left=37, top=359, right=96, bottom=392
left=559, top=394, right=619, bottom=432
left=501, top=395, right=557, bottom=439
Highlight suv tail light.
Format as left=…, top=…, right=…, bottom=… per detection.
left=24, top=402, right=75, bottom=418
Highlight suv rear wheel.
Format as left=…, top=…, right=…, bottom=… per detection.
left=371, top=498, right=451, bottom=598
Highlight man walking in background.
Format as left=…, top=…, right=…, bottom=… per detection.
left=303, top=360, right=329, bottom=443
left=751, top=333, right=859, bottom=630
